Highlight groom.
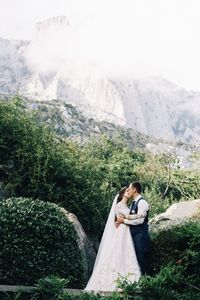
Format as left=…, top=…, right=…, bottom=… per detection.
left=117, top=181, right=151, bottom=275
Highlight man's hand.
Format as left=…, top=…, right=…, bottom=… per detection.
left=117, top=216, right=125, bottom=224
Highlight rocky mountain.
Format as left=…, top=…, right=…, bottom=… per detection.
left=1, top=16, right=200, bottom=144
left=0, top=94, right=154, bottom=149
left=1, top=94, right=198, bottom=170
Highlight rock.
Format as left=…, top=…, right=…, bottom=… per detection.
left=86, top=232, right=100, bottom=253
left=60, top=208, right=96, bottom=279
left=150, top=199, right=200, bottom=231
left=0, top=181, right=4, bottom=199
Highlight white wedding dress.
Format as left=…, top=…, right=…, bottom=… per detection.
left=85, top=195, right=141, bottom=292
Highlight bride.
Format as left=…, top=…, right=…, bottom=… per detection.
left=84, top=187, right=141, bottom=292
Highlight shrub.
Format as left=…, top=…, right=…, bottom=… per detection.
left=151, top=220, right=200, bottom=284
left=33, top=275, right=70, bottom=300
left=117, top=264, right=200, bottom=300
left=115, top=220, right=200, bottom=300
left=0, top=197, right=85, bottom=288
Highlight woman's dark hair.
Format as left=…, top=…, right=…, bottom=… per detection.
left=115, top=187, right=128, bottom=222
left=117, top=187, right=127, bottom=203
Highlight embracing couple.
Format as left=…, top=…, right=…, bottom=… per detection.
left=85, top=182, right=151, bottom=292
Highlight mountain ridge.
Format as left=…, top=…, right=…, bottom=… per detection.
left=1, top=17, right=200, bottom=144
left=1, top=94, right=199, bottom=169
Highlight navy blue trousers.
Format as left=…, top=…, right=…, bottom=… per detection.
left=130, top=228, right=151, bottom=275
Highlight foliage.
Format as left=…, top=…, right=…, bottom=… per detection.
left=1, top=98, right=200, bottom=299
left=0, top=222, right=199, bottom=299
left=151, top=221, right=200, bottom=284
left=0, top=197, right=85, bottom=288
left=1, top=97, right=200, bottom=236
left=115, top=264, right=200, bottom=300
left=0, top=98, right=144, bottom=235
left=115, top=220, right=200, bottom=300
left=32, top=275, right=70, bottom=300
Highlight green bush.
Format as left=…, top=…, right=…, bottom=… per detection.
left=115, top=220, right=200, bottom=300
left=0, top=197, right=85, bottom=288
left=0, top=291, right=122, bottom=300
left=0, top=98, right=78, bottom=206
left=151, top=221, right=200, bottom=283
left=33, top=275, right=70, bottom=300
left=117, top=264, right=200, bottom=300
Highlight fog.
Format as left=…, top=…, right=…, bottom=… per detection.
left=1, top=0, right=200, bottom=90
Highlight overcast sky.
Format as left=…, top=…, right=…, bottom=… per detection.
left=0, top=0, right=200, bottom=91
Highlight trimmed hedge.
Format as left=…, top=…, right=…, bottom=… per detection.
left=0, top=197, right=85, bottom=288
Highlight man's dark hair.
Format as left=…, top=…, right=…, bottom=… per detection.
left=131, top=181, right=142, bottom=193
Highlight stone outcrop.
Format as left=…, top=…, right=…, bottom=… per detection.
left=150, top=199, right=200, bottom=231
left=60, top=208, right=96, bottom=279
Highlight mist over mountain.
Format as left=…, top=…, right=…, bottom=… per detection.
left=0, top=16, right=200, bottom=145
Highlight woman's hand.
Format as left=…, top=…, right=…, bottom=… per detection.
left=115, top=222, right=120, bottom=228
left=117, top=216, right=125, bottom=224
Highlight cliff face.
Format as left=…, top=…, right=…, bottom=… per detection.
left=1, top=16, right=200, bottom=144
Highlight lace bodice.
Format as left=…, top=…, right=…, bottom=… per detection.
left=115, top=201, right=130, bottom=217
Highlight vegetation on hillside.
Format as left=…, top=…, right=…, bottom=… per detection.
left=0, top=97, right=200, bottom=236
left=0, top=97, right=200, bottom=299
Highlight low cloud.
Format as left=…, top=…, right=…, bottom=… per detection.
left=17, top=0, right=200, bottom=90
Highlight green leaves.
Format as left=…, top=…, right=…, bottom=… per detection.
left=114, top=221, right=200, bottom=300
left=34, top=275, right=70, bottom=299
left=0, top=197, right=85, bottom=288
left=1, top=97, right=200, bottom=238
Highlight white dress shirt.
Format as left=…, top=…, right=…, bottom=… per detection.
left=124, top=194, right=149, bottom=225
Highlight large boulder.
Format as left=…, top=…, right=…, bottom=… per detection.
left=150, top=199, right=200, bottom=231
left=60, top=208, right=96, bottom=279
